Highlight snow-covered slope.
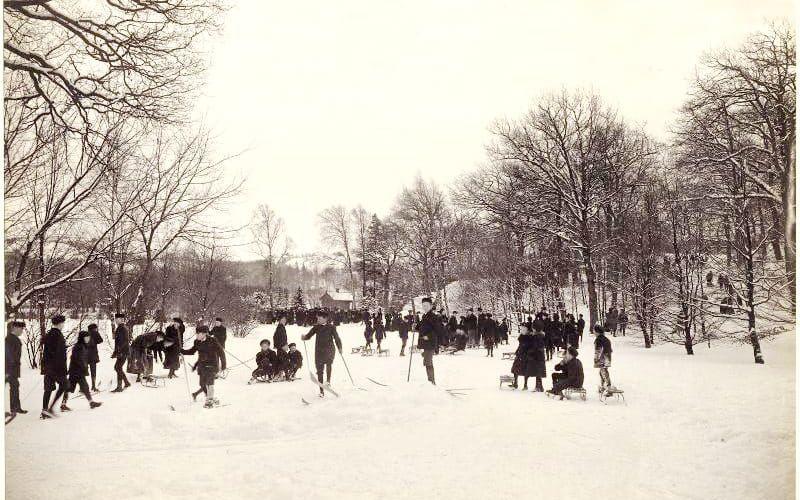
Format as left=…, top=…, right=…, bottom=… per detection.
left=5, top=323, right=795, bottom=500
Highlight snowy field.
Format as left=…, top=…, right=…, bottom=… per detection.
left=5, top=323, right=795, bottom=500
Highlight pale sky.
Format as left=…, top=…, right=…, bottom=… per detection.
left=194, top=0, right=794, bottom=260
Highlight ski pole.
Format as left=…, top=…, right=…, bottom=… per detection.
left=180, top=353, right=192, bottom=401
left=222, top=347, right=254, bottom=371
left=302, top=340, right=317, bottom=382
left=407, top=331, right=416, bottom=382
left=337, top=347, right=356, bottom=386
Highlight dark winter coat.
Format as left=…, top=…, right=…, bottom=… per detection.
left=41, top=327, right=67, bottom=377
left=276, top=349, right=291, bottom=371
left=577, top=318, right=586, bottom=335
left=210, top=325, right=227, bottom=348
left=526, top=332, right=547, bottom=377
left=364, top=324, right=374, bottom=342
left=464, top=313, right=477, bottom=331
left=594, top=334, right=613, bottom=368
left=288, top=350, right=303, bottom=371
left=511, top=333, right=532, bottom=376
left=112, top=324, right=130, bottom=358
left=375, top=323, right=385, bottom=340
left=87, top=330, right=103, bottom=364
left=165, top=325, right=181, bottom=347
left=417, top=311, right=444, bottom=351
left=398, top=320, right=409, bottom=339
left=564, top=321, right=578, bottom=346
left=5, top=333, right=22, bottom=379
left=553, top=357, right=584, bottom=390
left=256, top=349, right=278, bottom=370
left=302, top=324, right=342, bottom=364
left=68, top=341, right=91, bottom=378
left=273, top=323, right=288, bottom=350
left=181, top=337, right=226, bottom=372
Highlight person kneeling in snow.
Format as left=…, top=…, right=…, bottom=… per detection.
left=181, top=326, right=226, bottom=408
left=287, top=343, right=303, bottom=379
left=248, top=339, right=278, bottom=384
left=547, top=346, right=584, bottom=397
left=61, top=331, right=103, bottom=412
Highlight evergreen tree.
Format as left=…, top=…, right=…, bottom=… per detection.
left=292, top=286, right=305, bottom=310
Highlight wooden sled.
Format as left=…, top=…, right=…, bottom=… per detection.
left=377, top=349, right=390, bottom=357
left=499, top=374, right=515, bottom=389
left=599, top=387, right=626, bottom=405
left=501, top=352, right=515, bottom=360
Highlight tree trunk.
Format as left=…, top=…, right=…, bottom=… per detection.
left=583, top=251, right=599, bottom=328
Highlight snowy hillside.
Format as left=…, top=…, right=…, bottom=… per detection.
left=5, top=323, right=795, bottom=500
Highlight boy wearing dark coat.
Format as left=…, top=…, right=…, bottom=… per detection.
left=248, top=339, right=277, bottom=383
left=593, top=324, right=614, bottom=395
left=210, top=318, right=227, bottom=349
left=510, top=324, right=532, bottom=389
left=41, top=315, right=68, bottom=418
left=398, top=315, right=410, bottom=356
left=62, top=331, right=103, bottom=411
left=273, top=315, right=288, bottom=350
left=484, top=314, right=496, bottom=357
left=181, top=326, right=226, bottom=408
left=417, top=298, right=443, bottom=385
left=301, top=310, right=342, bottom=397
left=287, top=343, right=303, bottom=379
left=528, top=327, right=547, bottom=391
left=110, top=313, right=131, bottom=392
left=548, top=346, right=585, bottom=396
left=6, top=321, right=26, bottom=415
left=86, top=324, right=103, bottom=391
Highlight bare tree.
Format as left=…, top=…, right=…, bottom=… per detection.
left=251, top=204, right=292, bottom=309
left=318, top=205, right=357, bottom=304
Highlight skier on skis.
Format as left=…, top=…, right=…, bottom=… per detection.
left=61, top=330, right=103, bottom=412
left=301, top=310, right=342, bottom=397
left=41, top=315, right=68, bottom=419
left=417, top=297, right=443, bottom=385
left=593, top=324, right=614, bottom=396
left=210, top=317, right=227, bottom=348
left=181, top=325, right=226, bottom=408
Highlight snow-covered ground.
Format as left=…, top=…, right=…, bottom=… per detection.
left=5, top=323, right=795, bottom=500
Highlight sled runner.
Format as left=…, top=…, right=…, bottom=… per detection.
left=599, top=387, right=625, bottom=405
left=351, top=347, right=363, bottom=354
left=501, top=352, right=515, bottom=360
left=366, top=377, right=388, bottom=387
left=377, top=348, right=390, bottom=357
left=546, top=388, right=587, bottom=401
left=361, top=347, right=375, bottom=356
left=499, top=374, right=515, bottom=389
left=140, top=376, right=166, bottom=388
left=5, top=412, right=17, bottom=425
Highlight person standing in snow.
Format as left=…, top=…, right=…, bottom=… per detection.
left=417, top=297, right=443, bottom=385
left=273, top=314, right=288, bottom=350
left=618, top=309, right=628, bottom=337
left=301, top=310, right=342, bottom=397
left=593, top=324, right=614, bottom=396
left=576, top=314, right=585, bottom=346
left=181, top=325, right=226, bottom=408
left=509, top=323, right=533, bottom=390
left=210, top=317, right=227, bottom=349
left=41, top=315, right=68, bottom=419
left=375, top=316, right=385, bottom=351
left=85, top=323, right=103, bottom=392
left=61, top=331, right=103, bottom=412
left=484, top=314, right=496, bottom=357
left=364, top=318, right=374, bottom=349
left=398, top=314, right=410, bottom=356
left=6, top=320, right=26, bottom=415
left=110, top=313, right=131, bottom=393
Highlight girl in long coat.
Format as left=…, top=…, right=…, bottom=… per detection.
left=527, top=329, right=547, bottom=391
left=364, top=319, right=374, bottom=349
left=510, top=324, right=533, bottom=389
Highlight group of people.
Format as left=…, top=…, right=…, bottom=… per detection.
left=508, top=316, right=616, bottom=398
left=248, top=314, right=304, bottom=384
left=602, top=306, right=628, bottom=337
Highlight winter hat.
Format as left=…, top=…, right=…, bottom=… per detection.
left=51, top=314, right=66, bottom=325
left=421, top=297, right=432, bottom=305
left=10, top=320, right=25, bottom=328
left=172, top=317, right=182, bottom=323
left=288, top=343, right=296, bottom=348
left=114, top=313, right=126, bottom=319
left=214, top=317, right=223, bottom=323
left=87, top=323, right=98, bottom=331
left=260, top=339, right=270, bottom=346
left=567, top=346, right=579, bottom=357
left=196, top=325, right=210, bottom=334
left=593, top=324, right=604, bottom=335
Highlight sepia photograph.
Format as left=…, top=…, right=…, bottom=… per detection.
left=1, top=1, right=797, bottom=499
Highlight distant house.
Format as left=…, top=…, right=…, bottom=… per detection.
left=319, top=288, right=354, bottom=310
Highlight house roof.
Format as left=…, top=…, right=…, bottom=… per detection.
left=322, top=290, right=354, bottom=302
